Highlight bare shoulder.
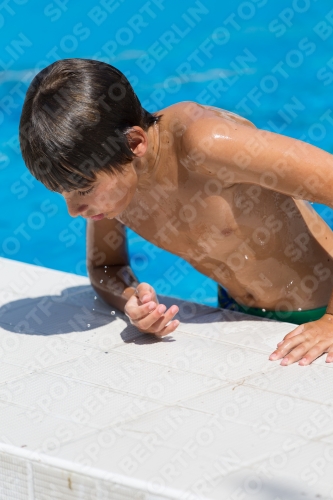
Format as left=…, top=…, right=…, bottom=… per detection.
left=177, top=102, right=257, bottom=148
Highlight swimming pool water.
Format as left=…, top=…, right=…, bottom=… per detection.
left=1, top=0, right=333, bottom=306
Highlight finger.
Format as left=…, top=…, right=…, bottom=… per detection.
left=136, top=304, right=178, bottom=332
left=148, top=306, right=180, bottom=334
left=276, top=324, right=306, bottom=347
left=126, top=301, right=158, bottom=321
left=152, top=318, right=180, bottom=337
left=326, top=347, right=333, bottom=363
left=136, top=283, right=153, bottom=304
left=298, top=340, right=333, bottom=366
left=143, top=306, right=179, bottom=334
left=279, top=340, right=319, bottom=366
left=269, top=332, right=312, bottom=360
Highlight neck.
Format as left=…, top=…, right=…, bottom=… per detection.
left=133, top=120, right=161, bottom=191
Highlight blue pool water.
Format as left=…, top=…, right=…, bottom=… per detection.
left=1, top=0, right=333, bottom=306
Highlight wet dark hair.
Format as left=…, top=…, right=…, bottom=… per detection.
left=19, top=58, right=162, bottom=192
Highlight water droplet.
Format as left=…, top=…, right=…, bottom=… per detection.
left=87, top=324, right=91, bottom=327
left=94, top=296, right=97, bottom=300
left=111, top=311, right=115, bottom=315
left=298, top=308, right=302, bottom=311
left=262, top=309, right=266, bottom=312
left=92, top=308, right=95, bottom=311
left=100, top=279, right=103, bottom=283
left=286, top=280, right=294, bottom=290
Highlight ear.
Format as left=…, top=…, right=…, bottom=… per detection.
left=126, top=126, right=148, bottom=157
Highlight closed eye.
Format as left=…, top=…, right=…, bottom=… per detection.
left=78, top=186, right=94, bottom=196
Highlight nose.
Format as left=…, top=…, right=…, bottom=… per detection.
left=67, top=202, right=88, bottom=218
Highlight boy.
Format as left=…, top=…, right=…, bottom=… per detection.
left=19, top=58, right=333, bottom=367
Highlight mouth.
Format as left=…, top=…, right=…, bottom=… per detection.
left=89, top=213, right=105, bottom=221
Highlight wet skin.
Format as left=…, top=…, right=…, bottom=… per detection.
left=65, top=101, right=333, bottom=366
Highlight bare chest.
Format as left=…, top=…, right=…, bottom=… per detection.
left=118, top=172, right=253, bottom=260
left=119, top=172, right=333, bottom=265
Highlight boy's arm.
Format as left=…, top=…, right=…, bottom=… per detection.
left=183, top=116, right=333, bottom=208
left=87, top=218, right=180, bottom=335
left=87, top=218, right=139, bottom=312
left=183, top=114, right=333, bottom=366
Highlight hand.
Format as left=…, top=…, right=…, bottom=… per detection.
left=269, top=314, right=333, bottom=366
left=123, top=282, right=180, bottom=336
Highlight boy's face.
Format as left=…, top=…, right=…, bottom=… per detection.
left=62, top=164, right=138, bottom=221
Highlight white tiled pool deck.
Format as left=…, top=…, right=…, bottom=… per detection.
left=0, top=257, right=332, bottom=499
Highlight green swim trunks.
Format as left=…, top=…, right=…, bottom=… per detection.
left=217, top=284, right=327, bottom=325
